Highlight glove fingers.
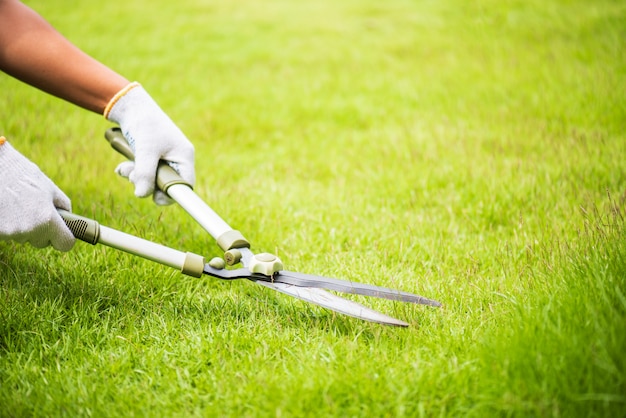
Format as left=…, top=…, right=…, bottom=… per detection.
left=130, top=155, right=159, bottom=198
left=47, top=213, right=76, bottom=251
left=153, top=190, right=173, bottom=206
left=116, top=156, right=158, bottom=199
left=115, top=160, right=175, bottom=204
left=171, top=143, right=195, bottom=186
left=50, top=185, right=75, bottom=251
left=115, top=161, right=135, bottom=179
left=28, top=210, right=75, bottom=252
left=51, top=183, right=72, bottom=212
left=170, top=160, right=196, bottom=188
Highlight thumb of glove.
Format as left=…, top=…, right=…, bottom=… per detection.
left=115, top=161, right=135, bottom=180
left=114, top=161, right=174, bottom=206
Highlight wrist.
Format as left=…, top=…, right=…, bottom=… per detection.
left=103, top=81, right=142, bottom=120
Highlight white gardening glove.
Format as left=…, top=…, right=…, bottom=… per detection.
left=0, top=137, right=75, bottom=251
left=104, top=82, right=195, bottom=205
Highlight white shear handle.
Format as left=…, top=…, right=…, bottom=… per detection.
left=104, top=127, right=250, bottom=252
left=58, top=209, right=205, bottom=278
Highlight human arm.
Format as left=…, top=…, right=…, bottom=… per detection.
left=0, top=0, right=128, bottom=113
left=0, top=0, right=195, bottom=203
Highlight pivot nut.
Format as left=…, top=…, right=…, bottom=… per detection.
left=224, top=249, right=242, bottom=266
left=249, top=253, right=283, bottom=276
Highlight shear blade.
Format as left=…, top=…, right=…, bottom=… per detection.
left=274, top=270, right=442, bottom=307
left=255, top=281, right=410, bottom=327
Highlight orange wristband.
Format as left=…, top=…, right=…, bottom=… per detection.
left=103, top=81, right=141, bottom=119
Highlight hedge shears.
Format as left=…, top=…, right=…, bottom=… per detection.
left=59, top=128, right=441, bottom=327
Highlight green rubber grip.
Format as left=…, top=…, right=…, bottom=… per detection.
left=104, top=127, right=193, bottom=192
left=58, top=209, right=100, bottom=245
left=216, top=230, right=251, bottom=252
left=182, top=252, right=205, bottom=277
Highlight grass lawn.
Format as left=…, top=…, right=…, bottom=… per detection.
left=1, top=0, right=625, bottom=416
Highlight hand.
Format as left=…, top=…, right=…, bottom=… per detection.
left=104, top=83, right=195, bottom=205
left=0, top=137, right=75, bottom=251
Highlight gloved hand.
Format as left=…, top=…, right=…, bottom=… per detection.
left=0, top=137, right=75, bottom=251
left=104, top=82, right=195, bottom=205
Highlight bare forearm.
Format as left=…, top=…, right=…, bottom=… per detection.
left=0, top=0, right=128, bottom=113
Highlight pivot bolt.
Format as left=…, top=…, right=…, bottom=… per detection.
left=249, top=253, right=283, bottom=276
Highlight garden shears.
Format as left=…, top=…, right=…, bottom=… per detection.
left=59, top=128, right=441, bottom=327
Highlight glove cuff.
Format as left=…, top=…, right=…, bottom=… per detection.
left=1, top=134, right=56, bottom=181
left=103, top=81, right=142, bottom=121
left=0, top=137, right=25, bottom=171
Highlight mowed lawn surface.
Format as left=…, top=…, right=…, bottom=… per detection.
left=1, top=0, right=625, bottom=416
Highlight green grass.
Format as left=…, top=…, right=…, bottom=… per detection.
left=1, top=0, right=625, bottom=416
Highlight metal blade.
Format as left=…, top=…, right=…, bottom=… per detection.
left=274, top=270, right=442, bottom=307
left=254, top=281, right=410, bottom=327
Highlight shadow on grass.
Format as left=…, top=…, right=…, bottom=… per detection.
left=0, top=244, right=383, bottom=355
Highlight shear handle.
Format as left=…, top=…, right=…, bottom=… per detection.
left=58, top=209, right=205, bottom=278
left=104, top=127, right=250, bottom=253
